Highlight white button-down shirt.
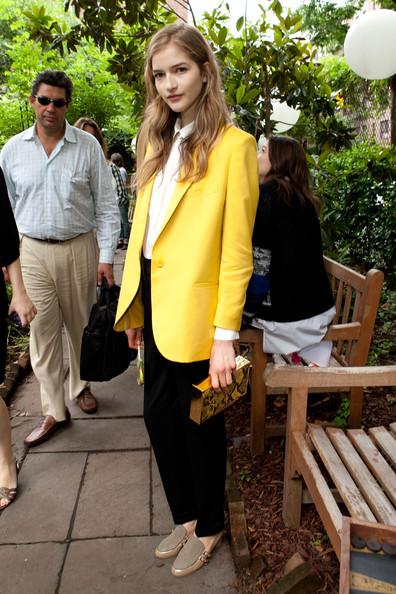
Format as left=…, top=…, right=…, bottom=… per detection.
left=143, top=119, right=193, bottom=259
left=143, top=119, right=238, bottom=341
left=0, top=121, right=119, bottom=263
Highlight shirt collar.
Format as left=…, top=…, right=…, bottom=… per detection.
left=174, top=118, right=194, bottom=139
left=21, top=125, right=36, bottom=141
left=22, top=120, right=77, bottom=143
left=64, top=120, right=78, bottom=143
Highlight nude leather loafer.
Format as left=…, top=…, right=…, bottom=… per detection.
left=155, top=525, right=192, bottom=559
left=171, top=531, right=223, bottom=577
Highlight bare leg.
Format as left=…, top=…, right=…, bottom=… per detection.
left=0, top=398, right=17, bottom=506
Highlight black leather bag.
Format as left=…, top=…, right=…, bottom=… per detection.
left=80, top=280, right=135, bottom=381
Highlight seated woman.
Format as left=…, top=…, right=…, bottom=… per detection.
left=244, top=135, right=335, bottom=367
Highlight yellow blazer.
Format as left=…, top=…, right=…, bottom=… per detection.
left=114, top=125, right=259, bottom=362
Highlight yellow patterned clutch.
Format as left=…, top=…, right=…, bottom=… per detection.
left=190, top=355, right=251, bottom=424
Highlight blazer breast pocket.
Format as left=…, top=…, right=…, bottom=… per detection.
left=186, top=185, right=219, bottom=201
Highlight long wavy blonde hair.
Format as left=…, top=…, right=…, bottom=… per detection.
left=137, top=23, right=231, bottom=190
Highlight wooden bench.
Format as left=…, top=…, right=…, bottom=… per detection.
left=240, top=256, right=384, bottom=455
left=264, top=364, right=396, bottom=565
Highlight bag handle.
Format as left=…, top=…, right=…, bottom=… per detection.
left=97, top=278, right=111, bottom=306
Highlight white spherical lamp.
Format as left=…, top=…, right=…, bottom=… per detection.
left=270, top=100, right=300, bottom=133
left=344, top=9, right=396, bottom=80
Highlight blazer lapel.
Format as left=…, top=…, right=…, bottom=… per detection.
left=135, top=178, right=155, bottom=243
left=158, top=178, right=193, bottom=236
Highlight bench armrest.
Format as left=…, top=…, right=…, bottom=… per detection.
left=324, top=322, right=361, bottom=341
left=265, top=365, right=396, bottom=389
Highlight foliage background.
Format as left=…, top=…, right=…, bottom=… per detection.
left=0, top=0, right=137, bottom=149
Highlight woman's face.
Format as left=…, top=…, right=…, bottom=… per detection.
left=257, top=143, right=271, bottom=182
left=152, top=42, right=207, bottom=127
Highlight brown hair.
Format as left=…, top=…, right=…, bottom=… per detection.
left=111, top=152, right=124, bottom=167
left=137, top=23, right=230, bottom=190
left=73, top=117, right=107, bottom=157
left=265, top=135, right=320, bottom=214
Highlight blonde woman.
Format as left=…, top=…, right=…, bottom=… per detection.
left=115, top=24, right=258, bottom=577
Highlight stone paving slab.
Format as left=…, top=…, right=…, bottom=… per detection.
left=60, top=536, right=237, bottom=594
left=29, top=418, right=149, bottom=453
left=152, top=455, right=173, bottom=535
left=0, top=453, right=86, bottom=543
left=72, top=451, right=150, bottom=539
left=69, top=363, right=144, bottom=419
left=9, top=416, right=37, bottom=463
left=0, top=542, right=66, bottom=594
left=9, top=374, right=42, bottom=417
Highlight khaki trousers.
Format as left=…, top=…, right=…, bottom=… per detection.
left=20, top=233, right=97, bottom=421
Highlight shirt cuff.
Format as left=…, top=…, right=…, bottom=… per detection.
left=98, top=249, right=114, bottom=264
left=214, top=327, right=239, bottom=341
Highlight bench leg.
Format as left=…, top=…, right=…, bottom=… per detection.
left=250, top=346, right=267, bottom=456
left=349, top=386, right=364, bottom=428
left=282, top=387, right=308, bottom=528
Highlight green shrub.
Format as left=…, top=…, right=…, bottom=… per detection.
left=316, top=142, right=396, bottom=366
left=316, top=142, right=396, bottom=285
left=368, top=284, right=396, bottom=366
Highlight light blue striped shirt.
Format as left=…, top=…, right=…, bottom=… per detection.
left=0, top=121, right=119, bottom=263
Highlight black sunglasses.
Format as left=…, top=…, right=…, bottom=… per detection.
left=34, top=95, right=68, bottom=108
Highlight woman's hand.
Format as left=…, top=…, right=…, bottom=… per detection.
left=209, top=339, right=236, bottom=391
left=125, top=327, right=143, bottom=349
left=8, top=291, right=37, bottom=327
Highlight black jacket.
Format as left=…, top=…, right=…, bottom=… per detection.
left=0, top=167, right=20, bottom=381
left=248, top=180, right=334, bottom=323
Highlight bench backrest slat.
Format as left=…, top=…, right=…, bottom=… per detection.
left=324, top=257, right=384, bottom=367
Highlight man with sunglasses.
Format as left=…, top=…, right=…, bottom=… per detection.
left=0, top=70, right=120, bottom=446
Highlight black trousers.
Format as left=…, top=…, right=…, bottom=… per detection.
left=141, top=258, right=227, bottom=537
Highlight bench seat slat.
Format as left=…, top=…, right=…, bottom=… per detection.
left=347, top=429, right=396, bottom=507
left=291, top=431, right=343, bottom=556
left=326, top=427, right=396, bottom=526
left=368, top=426, right=396, bottom=468
left=308, top=424, right=376, bottom=522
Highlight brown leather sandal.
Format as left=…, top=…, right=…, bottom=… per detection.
left=0, top=461, right=18, bottom=511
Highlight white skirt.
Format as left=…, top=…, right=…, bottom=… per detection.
left=251, top=306, right=336, bottom=357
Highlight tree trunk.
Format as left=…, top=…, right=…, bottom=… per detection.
left=390, top=74, right=396, bottom=146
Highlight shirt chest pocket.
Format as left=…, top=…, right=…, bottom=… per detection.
left=56, top=169, right=89, bottom=207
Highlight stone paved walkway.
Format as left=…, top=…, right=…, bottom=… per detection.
left=0, top=251, right=237, bottom=594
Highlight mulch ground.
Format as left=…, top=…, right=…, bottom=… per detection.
left=225, top=386, right=396, bottom=593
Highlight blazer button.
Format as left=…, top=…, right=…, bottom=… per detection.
left=157, top=258, right=165, bottom=268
